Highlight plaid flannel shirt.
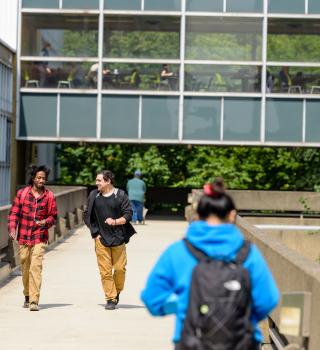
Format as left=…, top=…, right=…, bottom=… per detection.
left=8, top=186, right=57, bottom=246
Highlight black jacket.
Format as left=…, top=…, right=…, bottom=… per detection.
left=83, top=188, right=136, bottom=244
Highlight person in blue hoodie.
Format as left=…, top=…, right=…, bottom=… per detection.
left=141, top=181, right=279, bottom=349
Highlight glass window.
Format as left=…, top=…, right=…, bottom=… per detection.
left=183, top=97, right=221, bottom=140
left=22, top=0, right=59, bottom=8
left=104, top=0, right=141, bottom=10
left=20, top=94, right=57, bottom=137
left=186, top=17, right=262, bottom=61
left=21, top=14, right=99, bottom=57
left=265, top=99, right=303, bottom=142
left=185, top=65, right=261, bottom=93
left=268, top=19, right=320, bottom=62
left=144, top=0, right=180, bottom=11
left=60, top=95, right=97, bottom=137
left=141, top=97, right=179, bottom=139
left=21, top=61, right=98, bottom=89
left=268, top=0, right=305, bottom=14
left=101, top=96, right=139, bottom=138
left=306, top=101, right=320, bottom=142
left=101, top=63, right=179, bottom=91
left=227, top=0, right=263, bottom=13
left=186, top=0, right=223, bottom=12
left=223, top=98, right=260, bottom=141
left=267, top=66, right=320, bottom=94
left=309, top=0, right=320, bottom=13
left=63, top=0, right=99, bottom=9
left=104, top=15, right=180, bottom=59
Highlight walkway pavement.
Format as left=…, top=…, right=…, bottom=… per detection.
left=0, top=220, right=188, bottom=350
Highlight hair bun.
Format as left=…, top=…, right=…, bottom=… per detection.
left=203, top=182, right=224, bottom=197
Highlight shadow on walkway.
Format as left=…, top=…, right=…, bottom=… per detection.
left=40, top=303, right=73, bottom=310
left=98, top=304, right=145, bottom=309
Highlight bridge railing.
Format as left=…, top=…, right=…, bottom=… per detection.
left=237, top=216, right=320, bottom=350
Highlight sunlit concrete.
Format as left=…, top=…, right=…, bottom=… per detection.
left=0, top=220, right=188, bottom=350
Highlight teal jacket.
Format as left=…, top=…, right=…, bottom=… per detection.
left=126, top=177, right=146, bottom=202
left=141, top=221, right=279, bottom=343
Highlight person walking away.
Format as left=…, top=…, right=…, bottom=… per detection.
left=8, top=165, right=57, bottom=311
left=126, top=170, right=146, bottom=224
left=141, top=181, right=279, bottom=349
left=84, top=170, right=136, bottom=310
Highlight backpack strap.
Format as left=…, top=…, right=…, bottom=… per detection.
left=114, top=187, right=121, bottom=199
left=235, top=240, right=251, bottom=265
left=183, top=238, right=209, bottom=262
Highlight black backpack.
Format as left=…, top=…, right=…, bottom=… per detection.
left=180, top=239, right=254, bottom=350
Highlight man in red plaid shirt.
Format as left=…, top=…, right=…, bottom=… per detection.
left=8, top=165, right=57, bottom=311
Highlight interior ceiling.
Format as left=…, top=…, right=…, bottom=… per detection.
left=22, top=14, right=320, bottom=35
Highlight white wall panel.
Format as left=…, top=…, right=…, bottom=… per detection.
left=0, top=0, right=18, bottom=51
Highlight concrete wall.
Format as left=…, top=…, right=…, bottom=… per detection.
left=244, top=217, right=320, bottom=262
left=237, top=216, right=320, bottom=350
left=0, top=186, right=87, bottom=282
left=187, top=189, right=320, bottom=212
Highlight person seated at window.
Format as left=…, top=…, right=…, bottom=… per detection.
left=292, top=71, right=305, bottom=91
left=87, top=63, right=99, bottom=88
left=160, top=64, right=178, bottom=90
left=279, top=66, right=292, bottom=92
left=160, top=64, right=174, bottom=81
left=102, top=64, right=113, bottom=88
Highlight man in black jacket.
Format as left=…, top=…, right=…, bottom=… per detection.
left=84, top=170, right=135, bottom=310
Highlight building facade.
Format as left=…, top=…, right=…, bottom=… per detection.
left=18, top=0, right=320, bottom=146
left=0, top=44, right=13, bottom=206
left=0, top=0, right=17, bottom=206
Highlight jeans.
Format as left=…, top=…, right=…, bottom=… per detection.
left=131, top=200, right=143, bottom=223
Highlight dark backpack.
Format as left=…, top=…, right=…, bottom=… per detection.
left=180, top=239, right=254, bottom=350
left=114, top=188, right=136, bottom=244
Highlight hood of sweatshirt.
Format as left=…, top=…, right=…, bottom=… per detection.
left=185, top=220, right=244, bottom=260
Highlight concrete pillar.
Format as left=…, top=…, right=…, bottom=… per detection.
left=48, top=226, right=56, bottom=244
left=75, top=208, right=84, bottom=226
left=57, top=217, right=67, bottom=237
left=67, top=212, right=76, bottom=230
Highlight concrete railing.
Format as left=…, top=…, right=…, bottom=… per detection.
left=0, top=186, right=87, bottom=282
left=237, top=216, right=320, bottom=350
left=186, top=190, right=320, bottom=217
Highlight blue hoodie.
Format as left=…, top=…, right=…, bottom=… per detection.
left=141, top=221, right=279, bottom=343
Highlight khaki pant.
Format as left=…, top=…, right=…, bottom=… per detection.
left=19, top=243, right=46, bottom=304
left=95, top=239, right=127, bottom=301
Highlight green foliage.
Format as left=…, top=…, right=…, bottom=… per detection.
left=58, top=144, right=320, bottom=190
left=268, top=34, right=320, bottom=62
left=186, top=33, right=262, bottom=61
left=62, top=30, right=98, bottom=57
left=107, top=32, right=180, bottom=59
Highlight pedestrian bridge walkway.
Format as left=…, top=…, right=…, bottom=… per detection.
left=0, top=220, right=188, bottom=350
